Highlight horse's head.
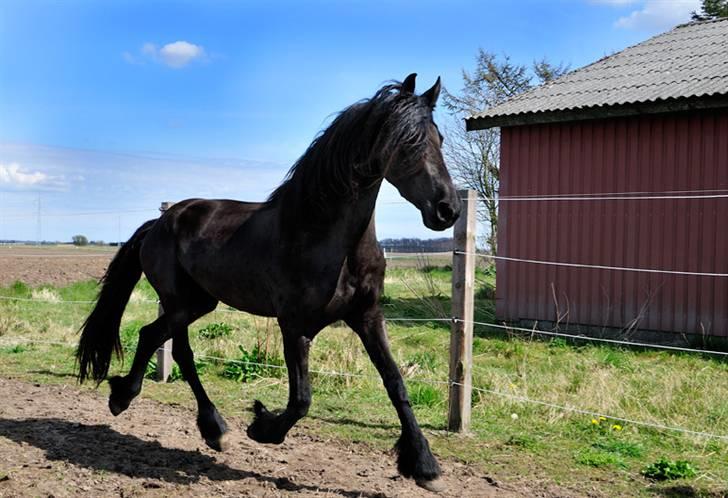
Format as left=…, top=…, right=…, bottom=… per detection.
left=382, top=74, right=461, bottom=231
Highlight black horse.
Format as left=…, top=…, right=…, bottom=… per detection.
left=77, top=74, right=461, bottom=492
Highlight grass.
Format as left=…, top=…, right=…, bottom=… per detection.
left=0, top=262, right=726, bottom=497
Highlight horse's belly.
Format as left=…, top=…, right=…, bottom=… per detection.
left=184, top=259, right=279, bottom=317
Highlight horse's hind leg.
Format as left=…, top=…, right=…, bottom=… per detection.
left=108, top=315, right=170, bottom=415
left=247, top=323, right=313, bottom=444
left=169, top=325, right=229, bottom=451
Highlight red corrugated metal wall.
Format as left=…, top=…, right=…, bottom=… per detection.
left=496, top=108, right=728, bottom=337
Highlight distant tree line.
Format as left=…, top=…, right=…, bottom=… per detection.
left=71, top=235, right=107, bottom=246
left=379, top=237, right=453, bottom=253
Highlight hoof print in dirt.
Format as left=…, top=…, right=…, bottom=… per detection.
left=246, top=400, right=285, bottom=444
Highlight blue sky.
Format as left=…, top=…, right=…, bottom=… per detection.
left=0, top=0, right=700, bottom=242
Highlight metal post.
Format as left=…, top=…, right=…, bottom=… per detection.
left=156, top=201, right=174, bottom=382
left=448, top=189, right=476, bottom=432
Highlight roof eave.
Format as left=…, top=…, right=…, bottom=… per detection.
left=466, top=94, right=728, bottom=131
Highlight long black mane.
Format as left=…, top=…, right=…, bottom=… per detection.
left=267, top=80, right=431, bottom=223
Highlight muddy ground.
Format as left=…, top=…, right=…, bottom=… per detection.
left=0, top=377, right=583, bottom=498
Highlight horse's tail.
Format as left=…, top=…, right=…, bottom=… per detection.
left=77, top=219, right=156, bottom=384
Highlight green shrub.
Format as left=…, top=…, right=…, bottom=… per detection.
left=197, top=322, right=233, bottom=340
left=642, top=458, right=697, bottom=480
left=221, top=344, right=284, bottom=383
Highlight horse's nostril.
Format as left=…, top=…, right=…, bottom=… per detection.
left=436, top=201, right=454, bottom=221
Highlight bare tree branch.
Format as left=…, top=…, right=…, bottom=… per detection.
left=442, top=51, right=569, bottom=253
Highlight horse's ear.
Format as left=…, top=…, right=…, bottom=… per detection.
left=421, top=76, right=441, bottom=109
left=401, top=73, right=417, bottom=94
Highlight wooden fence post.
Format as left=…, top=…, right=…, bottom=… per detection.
left=156, top=201, right=174, bottom=382
left=449, top=189, right=476, bottom=432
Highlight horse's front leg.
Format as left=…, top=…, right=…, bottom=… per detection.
left=346, top=307, right=444, bottom=492
left=247, top=326, right=312, bottom=444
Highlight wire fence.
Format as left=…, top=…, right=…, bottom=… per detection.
left=0, top=334, right=725, bottom=442
left=1, top=190, right=727, bottom=446
left=2, top=293, right=725, bottom=356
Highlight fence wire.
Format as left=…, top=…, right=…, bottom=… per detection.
left=1, top=295, right=724, bottom=356
left=456, top=251, right=728, bottom=278
left=0, top=335, right=725, bottom=442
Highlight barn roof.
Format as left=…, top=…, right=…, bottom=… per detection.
left=467, top=18, right=728, bottom=130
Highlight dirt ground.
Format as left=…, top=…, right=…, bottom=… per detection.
left=0, top=377, right=583, bottom=498
left=0, top=246, right=114, bottom=286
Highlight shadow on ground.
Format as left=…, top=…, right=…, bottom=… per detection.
left=0, top=417, right=385, bottom=497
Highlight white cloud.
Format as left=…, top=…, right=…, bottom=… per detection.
left=123, top=40, right=206, bottom=68
left=0, top=163, right=48, bottom=187
left=158, top=41, right=205, bottom=68
left=614, top=0, right=699, bottom=31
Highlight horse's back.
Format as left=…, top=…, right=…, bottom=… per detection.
left=139, top=198, right=280, bottom=315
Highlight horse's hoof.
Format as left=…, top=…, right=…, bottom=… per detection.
left=204, top=432, right=230, bottom=452
left=108, top=398, right=126, bottom=416
left=108, top=376, right=133, bottom=416
left=246, top=400, right=286, bottom=444
left=416, top=477, right=446, bottom=493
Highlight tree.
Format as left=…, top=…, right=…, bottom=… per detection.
left=72, top=234, right=88, bottom=246
left=692, top=0, right=728, bottom=20
left=442, top=50, right=569, bottom=252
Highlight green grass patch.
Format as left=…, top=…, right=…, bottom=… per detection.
left=575, top=448, right=627, bottom=468
left=408, top=382, right=443, bottom=408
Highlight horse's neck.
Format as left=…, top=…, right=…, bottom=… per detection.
left=277, top=177, right=382, bottom=254
left=337, top=181, right=382, bottom=245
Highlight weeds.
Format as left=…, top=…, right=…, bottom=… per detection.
left=221, top=344, right=284, bottom=383
left=642, top=458, right=697, bottom=480
left=197, top=322, right=233, bottom=340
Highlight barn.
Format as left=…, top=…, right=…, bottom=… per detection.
left=466, top=19, right=728, bottom=347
